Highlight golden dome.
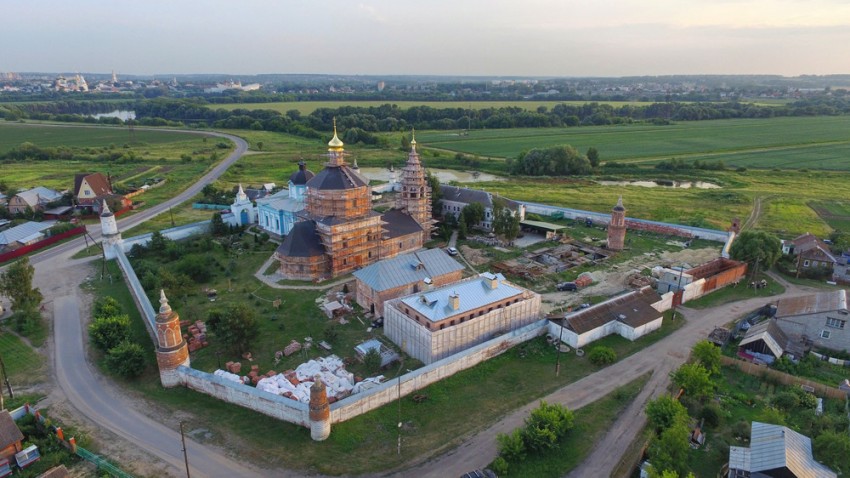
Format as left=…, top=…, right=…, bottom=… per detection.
left=410, top=128, right=417, bottom=146
left=328, top=118, right=344, bottom=150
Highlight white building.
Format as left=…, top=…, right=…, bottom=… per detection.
left=229, top=184, right=256, bottom=227
left=547, top=287, right=664, bottom=349
left=439, top=185, right=525, bottom=231
left=384, top=272, right=541, bottom=364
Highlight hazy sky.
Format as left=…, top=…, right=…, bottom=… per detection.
left=3, top=0, right=850, bottom=76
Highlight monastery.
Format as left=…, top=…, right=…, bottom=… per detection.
left=274, top=124, right=432, bottom=281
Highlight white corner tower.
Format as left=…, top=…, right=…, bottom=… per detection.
left=100, top=200, right=123, bottom=259
left=231, top=184, right=256, bottom=227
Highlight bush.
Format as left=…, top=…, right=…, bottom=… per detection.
left=523, top=401, right=575, bottom=452
left=497, top=428, right=526, bottom=462
left=93, top=296, right=123, bottom=319
left=491, top=457, right=509, bottom=476
left=700, top=402, right=722, bottom=428
left=362, top=348, right=382, bottom=372
left=88, top=314, right=131, bottom=352
left=106, top=341, right=147, bottom=378
left=588, top=346, right=617, bottom=365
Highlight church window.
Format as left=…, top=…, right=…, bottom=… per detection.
left=399, top=242, right=403, bottom=249
left=440, top=324, right=445, bottom=330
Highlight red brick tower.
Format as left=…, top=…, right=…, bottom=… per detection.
left=154, top=290, right=190, bottom=387
left=396, top=130, right=434, bottom=238
left=607, top=196, right=627, bottom=251
left=309, top=376, right=331, bottom=441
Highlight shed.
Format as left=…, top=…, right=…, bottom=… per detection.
left=0, top=411, right=23, bottom=461
left=354, top=339, right=399, bottom=367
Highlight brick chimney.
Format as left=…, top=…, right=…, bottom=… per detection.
left=483, top=272, right=499, bottom=290
left=449, top=292, right=460, bottom=311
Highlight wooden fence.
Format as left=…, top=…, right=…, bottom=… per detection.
left=721, top=356, right=848, bottom=399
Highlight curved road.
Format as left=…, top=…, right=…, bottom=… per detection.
left=9, top=124, right=268, bottom=477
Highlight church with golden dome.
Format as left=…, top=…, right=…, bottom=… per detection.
left=274, top=123, right=432, bottom=281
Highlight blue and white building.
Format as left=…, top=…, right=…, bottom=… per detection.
left=257, top=161, right=314, bottom=237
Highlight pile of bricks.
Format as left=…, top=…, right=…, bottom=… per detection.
left=246, top=365, right=279, bottom=386
left=283, top=340, right=302, bottom=356
left=185, top=321, right=209, bottom=352
left=574, top=273, right=593, bottom=288
left=226, top=361, right=242, bottom=374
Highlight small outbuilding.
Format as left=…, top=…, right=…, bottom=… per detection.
left=0, top=410, right=23, bottom=462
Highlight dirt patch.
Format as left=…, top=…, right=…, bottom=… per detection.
left=541, top=246, right=720, bottom=313
left=459, top=245, right=490, bottom=266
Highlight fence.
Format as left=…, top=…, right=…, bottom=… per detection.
left=721, top=356, right=848, bottom=399
left=77, top=447, right=136, bottom=478
left=0, top=225, right=86, bottom=263
left=192, top=203, right=230, bottom=210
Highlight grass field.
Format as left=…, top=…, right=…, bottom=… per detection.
left=809, top=200, right=850, bottom=233
left=0, top=330, right=46, bottom=385
left=416, top=116, right=850, bottom=169
left=0, top=123, right=233, bottom=210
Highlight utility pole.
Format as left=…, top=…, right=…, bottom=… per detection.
left=170, top=207, right=175, bottom=227
left=397, top=359, right=404, bottom=456
left=555, top=319, right=565, bottom=377
left=180, top=421, right=191, bottom=478
left=0, top=354, right=14, bottom=404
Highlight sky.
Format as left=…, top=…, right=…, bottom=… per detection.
left=3, top=0, right=850, bottom=77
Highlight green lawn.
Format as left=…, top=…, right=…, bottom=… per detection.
left=415, top=116, right=850, bottom=169
left=810, top=200, right=850, bottom=233
left=684, top=272, right=785, bottom=309
left=495, top=373, right=649, bottom=478
left=0, top=330, right=46, bottom=385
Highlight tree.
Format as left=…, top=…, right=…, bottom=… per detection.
left=457, top=219, right=468, bottom=240
left=210, top=212, right=228, bottom=236
left=670, top=362, right=714, bottom=401
left=461, top=202, right=485, bottom=228
left=586, top=147, right=600, bottom=168
left=813, top=431, right=850, bottom=475
left=522, top=401, right=575, bottom=452
left=647, top=423, right=691, bottom=477
left=256, top=141, right=264, bottom=151
left=588, top=346, right=617, bottom=365
left=148, top=230, right=169, bottom=252
left=512, top=145, right=591, bottom=176
left=691, top=340, right=721, bottom=376
left=207, top=303, right=259, bottom=354
left=729, top=231, right=781, bottom=270
left=646, top=395, right=689, bottom=435
left=426, top=172, right=442, bottom=215
left=88, top=314, right=131, bottom=352
left=0, top=257, right=43, bottom=312
left=105, top=341, right=147, bottom=378
left=400, top=134, right=411, bottom=151
left=362, top=348, right=382, bottom=372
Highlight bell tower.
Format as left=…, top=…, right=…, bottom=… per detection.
left=396, top=130, right=433, bottom=236
left=154, top=290, right=190, bottom=387
left=607, top=196, right=627, bottom=251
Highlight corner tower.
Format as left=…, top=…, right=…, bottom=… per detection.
left=396, top=130, right=433, bottom=236
left=607, top=196, right=627, bottom=251
left=100, top=200, right=122, bottom=259
left=154, top=290, right=190, bottom=387
left=309, top=376, right=331, bottom=441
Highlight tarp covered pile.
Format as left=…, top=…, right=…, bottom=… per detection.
left=256, top=355, right=383, bottom=404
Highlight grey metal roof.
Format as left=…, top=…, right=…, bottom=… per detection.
left=353, top=248, right=464, bottom=292
left=0, top=221, right=55, bottom=246
left=13, top=187, right=63, bottom=207
left=730, top=422, right=837, bottom=478
left=289, top=161, right=315, bottom=185
left=307, top=164, right=369, bottom=190
left=257, top=194, right=305, bottom=213
left=381, top=209, right=423, bottom=239
left=398, top=272, right=525, bottom=322
left=440, top=185, right=521, bottom=212
left=557, top=287, right=661, bottom=335
left=275, top=221, right=325, bottom=257
left=775, top=290, right=847, bottom=318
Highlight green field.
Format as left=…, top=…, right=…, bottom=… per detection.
left=0, top=123, right=232, bottom=209
left=810, top=200, right=850, bottom=233
left=0, top=331, right=46, bottom=385
left=209, top=100, right=663, bottom=115
left=416, top=116, right=850, bottom=170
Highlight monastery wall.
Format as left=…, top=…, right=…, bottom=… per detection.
left=122, top=220, right=211, bottom=251
left=176, top=366, right=311, bottom=426
left=330, top=320, right=548, bottom=423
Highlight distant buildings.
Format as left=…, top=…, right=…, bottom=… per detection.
left=439, top=185, right=525, bottom=231
left=384, top=272, right=541, bottom=364
left=7, top=186, right=63, bottom=215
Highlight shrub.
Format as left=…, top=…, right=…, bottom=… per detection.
left=88, top=314, right=131, bottom=352
left=362, top=348, right=382, bottom=373
left=106, top=341, right=147, bottom=378
left=497, top=428, right=526, bottom=462
left=588, top=346, right=617, bottom=365
left=700, top=402, right=722, bottom=428
left=93, top=296, right=123, bottom=319
left=490, top=457, right=509, bottom=476
left=523, top=401, right=574, bottom=452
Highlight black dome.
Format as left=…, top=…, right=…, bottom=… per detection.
left=289, top=161, right=315, bottom=185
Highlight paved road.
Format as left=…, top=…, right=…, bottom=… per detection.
left=52, top=295, right=265, bottom=477
left=399, top=286, right=813, bottom=478
left=8, top=124, right=266, bottom=477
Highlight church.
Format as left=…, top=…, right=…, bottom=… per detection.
left=274, top=124, right=432, bottom=281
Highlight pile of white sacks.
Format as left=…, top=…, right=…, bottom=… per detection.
left=255, top=355, right=386, bottom=404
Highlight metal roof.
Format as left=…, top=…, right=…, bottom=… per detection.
left=739, top=320, right=789, bottom=358
left=257, top=194, right=305, bottom=213
left=775, top=290, right=847, bottom=318
left=729, top=422, right=837, bottom=478
left=556, top=287, right=661, bottom=334
left=0, top=221, right=55, bottom=246
left=381, top=209, right=423, bottom=239
left=353, top=248, right=464, bottom=292
left=275, top=221, right=325, bottom=257
left=307, top=164, right=369, bottom=190
left=398, top=272, right=525, bottom=323
left=12, top=186, right=63, bottom=207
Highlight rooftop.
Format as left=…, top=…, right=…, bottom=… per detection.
left=353, top=248, right=464, bottom=292
left=275, top=221, right=325, bottom=258
left=775, top=290, right=847, bottom=318
left=729, top=422, right=836, bottom=478
left=0, top=410, right=23, bottom=448
left=307, top=164, right=369, bottom=190
left=398, top=272, right=526, bottom=323
left=13, top=186, right=63, bottom=207
left=555, top=287, right=661, bottom=335
left=0, top=220, right=55, bottom=246
left=381, top=209, right=423, bottom=239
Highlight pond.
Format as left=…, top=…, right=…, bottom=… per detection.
left=357, top=167, right=504, bottom=183
left=596, top=180, right=720, bottom=189
left=90, top=110, right=136, bottom=120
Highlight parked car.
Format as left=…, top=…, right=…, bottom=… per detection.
left=446, top=247, right=459, bottom=256
left=557, top=282, right=577, bottom=291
